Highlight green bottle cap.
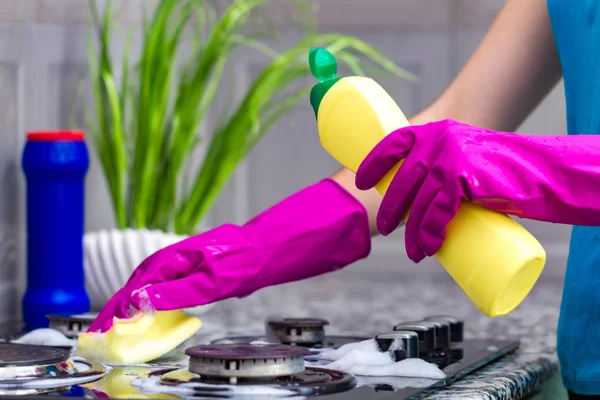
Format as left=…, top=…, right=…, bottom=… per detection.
left=309, top=48, right=342, bottom=119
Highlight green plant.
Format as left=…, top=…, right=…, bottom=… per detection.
left=83, top=0, right=418, bottom=235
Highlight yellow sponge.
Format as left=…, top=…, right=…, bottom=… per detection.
left=76, top=310, right=202, bottom=365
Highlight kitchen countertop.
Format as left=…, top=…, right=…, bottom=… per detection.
left=192, top=269, right=563, bottom=399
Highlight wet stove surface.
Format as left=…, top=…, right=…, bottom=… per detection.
left=0, top=315, right=520, bottom=399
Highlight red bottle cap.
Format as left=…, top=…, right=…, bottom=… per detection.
left=27, top=130, right=85, bottom=142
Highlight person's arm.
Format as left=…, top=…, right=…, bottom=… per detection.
left=332, top=0, right=562, bottom=234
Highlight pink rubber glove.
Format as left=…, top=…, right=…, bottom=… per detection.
left=355, top=119, right=600, bottom=263
left=88, top=179, right=370, bottom=332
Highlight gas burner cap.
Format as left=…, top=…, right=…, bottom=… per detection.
left=47, top=313, right=97, bottom=338
left=0, top=343, right=69, bottom=366
left=267, top=318, right=329, bottom=345
left=185, top=344, right=309, bottom=381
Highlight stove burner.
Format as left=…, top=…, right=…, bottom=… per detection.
left=0, top=343, right=106, bottom=394
left=46, top=313, right=96, bottom=339
left=267, top=318, right=329, bottom=345
left=0, top=343, right=69, bottom=366
left=145, top=366, right=357, bottom=397
left=185, top=344, right=309, bottom=382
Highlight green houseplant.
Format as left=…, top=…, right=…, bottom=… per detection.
left=80, top=0, right=417, bottom=311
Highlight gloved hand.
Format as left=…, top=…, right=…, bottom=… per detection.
left=88, top=178, right=371, bottom=332
left=355, top=119, right=600, bottom=263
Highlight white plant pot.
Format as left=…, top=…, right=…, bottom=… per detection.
left=83, top=228, right=214, bottom=316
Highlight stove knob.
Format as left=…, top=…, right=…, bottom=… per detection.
left=425, top=315, right=464, bottom=342
left=392, top=322, right=436, bottom=353
left=376, top=331, right=419, bottom=360
left=423, top=320, right=451, bottom=350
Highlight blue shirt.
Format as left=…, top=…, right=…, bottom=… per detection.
left=547, top=0, right=600, bottom=394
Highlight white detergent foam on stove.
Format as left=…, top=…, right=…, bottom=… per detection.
left=0, top=366, right=19, bottom=379
left=248, top=341, right=272, bottom=346
left=130, top=375, right=306, bottom=399
left=11, top=328, right=75, bottom=348
left=308, top=339, right=445, bottom=380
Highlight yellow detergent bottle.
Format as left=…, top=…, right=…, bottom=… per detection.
left=308, top=48, right=547, bottom=317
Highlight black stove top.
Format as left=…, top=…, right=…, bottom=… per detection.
left=0, top=314, right=519, bottom=399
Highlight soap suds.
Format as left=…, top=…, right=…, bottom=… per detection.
left=0, top=366, right=18, bottom=379
left=131, top=375, right=304, bottom=399
left=324, top=349, right=393, bottom=368
left=320, top=358, right=445, bottom=379
left=11, top=328, right=75, bottom=348
left=130, top=285, right=154, bottom=314
left=316, top=338, right=379, bottom=360
left=308, top=338, right=445, bottom=380
left=248, top=341, right=274, bottom=346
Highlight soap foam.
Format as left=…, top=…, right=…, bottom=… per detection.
left=0, top=366, right=19, bottom=379
left=324, top=358, right=445, bottom=379
left=248, top=341, right=274, bottom=346
left=309, top=338, right=445, bottom=380
left=325, top=349, right=393, bottom=369
left=317, top=338, right=379, bottom=360
left=131, top=375, right=304, bottom=399
left=11, top=328, right=75, bottom=348
left=130, top=285, right=154, bottom=314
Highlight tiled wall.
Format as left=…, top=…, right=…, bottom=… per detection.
left=0, top=1, right=571, bottom=319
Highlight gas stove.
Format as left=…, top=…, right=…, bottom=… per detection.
left=0, top=314, right=519, bottom=399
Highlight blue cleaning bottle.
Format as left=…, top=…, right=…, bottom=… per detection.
left=21, top=130, right=90, bottom=331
